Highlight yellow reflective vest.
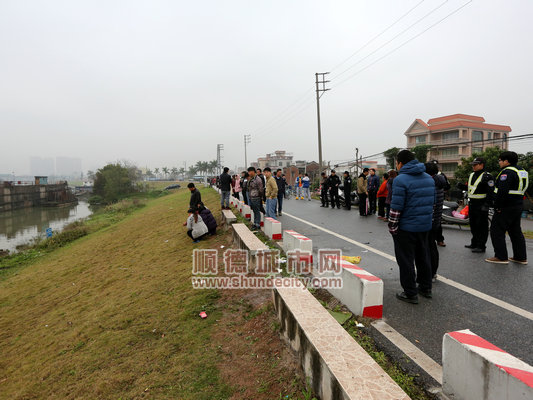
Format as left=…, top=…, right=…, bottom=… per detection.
left=494, top=167, right=529, bottom=196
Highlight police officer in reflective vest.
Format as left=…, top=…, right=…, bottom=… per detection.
left=464, top=157, right=494, bottom=253
left=485, top=151, right=529, bottom=265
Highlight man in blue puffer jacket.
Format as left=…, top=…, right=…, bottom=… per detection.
left=388, top=150, right=435, bottom=304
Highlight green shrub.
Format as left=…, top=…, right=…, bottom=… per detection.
left=88, top=195, right=104, bottom=205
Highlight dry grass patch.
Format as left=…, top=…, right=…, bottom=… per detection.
left=0, top=188, right=232, bottom=399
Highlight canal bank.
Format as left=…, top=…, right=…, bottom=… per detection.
left=0, top=200, right=94, bottom=253
left=0, top=180, right=77, bottom=211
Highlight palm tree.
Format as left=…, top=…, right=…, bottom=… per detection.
left=178, top=167, right=186, bottom=179
left=154, top=167, right=160, bottom=178
left=171, top=167, right=178, bottom=179
left=188, top=165, right=197, bottom=177
left=208, top=160, right=218, bottom=176
left=162, top=167, right=169, bottom=179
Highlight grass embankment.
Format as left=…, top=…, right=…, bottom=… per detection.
left=0, top=187, right=311, bottom=399
left=0, top=188, right=226, bottom=398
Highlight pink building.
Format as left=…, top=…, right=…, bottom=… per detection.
left=405, top=114, right=511, bottom=177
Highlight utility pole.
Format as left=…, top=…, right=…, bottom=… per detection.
left=355, top=148, right=359, bottom=177
left=315, top=72, right=330, bottom=173
left=216, top=144, right=224, bottom=176
left=244, top=134, right=251, bottom=168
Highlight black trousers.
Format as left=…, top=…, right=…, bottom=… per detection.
left=490, top=205, right=527, bottom=261
left=377, top=197, right=386, bottom=217
left=329, top=187, right=340, bottom=208
left=321, top=188, right=329, bottom=206
left=344, top=189, right=351, bottom=210
left=469, top=203, right=489, bottom=249
left=428, top=227, right=439, bottom=276
left=358, top=193, right=367, bottom=216
left=393, top=230, right=432, bottom=297
left=434, top=225, right=444, bottom=243
left=368, top=190, right=377, bottom=214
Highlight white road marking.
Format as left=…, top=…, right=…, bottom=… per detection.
left=283, top=211, right=533, bottom=322
left=372, top=319, right=443, bottom=384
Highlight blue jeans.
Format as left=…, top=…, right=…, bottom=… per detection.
left=302, top=187, right=310, bottom=200
left=266, top=198, right=277, bottom=219
left=221, top=191, right=230, bottom=208
left=249, top=198, right=261, bottom=227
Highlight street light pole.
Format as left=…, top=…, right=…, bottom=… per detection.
left=315, top=72, right=330, bottom=173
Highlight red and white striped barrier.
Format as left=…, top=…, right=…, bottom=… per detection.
left=250, top=210, right=265, bottom=227
left=263, top=217, right=282, bottom=240
left=323, top=258, right=383, bottom=319
left=443, top=329, right=533, bottom=400
left=241, top=203, right=251, bottom=219
left=282, top=230, right=313, bottom=263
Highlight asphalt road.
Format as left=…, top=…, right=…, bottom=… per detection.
left=276, top=197, right=533, bottom=367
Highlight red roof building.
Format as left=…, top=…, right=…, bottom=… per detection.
left=404, top=114, right=511, bottom=177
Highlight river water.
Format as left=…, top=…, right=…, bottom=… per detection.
left=0, top=201, right=94, bottom=253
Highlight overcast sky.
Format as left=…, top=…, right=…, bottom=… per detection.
left=1, top=0, right=532, bottom=175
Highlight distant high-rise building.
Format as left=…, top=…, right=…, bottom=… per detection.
left=55, top=157, right=82, bottom=177
left=29, top=156, right=55, bottom=176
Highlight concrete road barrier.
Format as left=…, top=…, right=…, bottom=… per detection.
left=251, top=210, right=265, bottom=227
left=282, top=230, right=312, bottom=263
left=231, top=223, right=268, bottom=270
left=221, top=209, right=236, bottom=227
left=443, top=329, right=533, bottom=400
left=241, top=203, right=251, bottom=219
left=273, top=279, right=410, bottom=400
left=322, top=258, right=383, bottom=319
left=263, top=217, right=282, bottom=240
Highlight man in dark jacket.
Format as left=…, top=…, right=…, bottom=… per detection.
left=257, top=168, right=266, bottom=214
left=188, top=183, right=202, bottom=210
left=274, top=169, right=286, bottom=216
left=367, top=168, right=380, bottom=215
left=320, top=172, right=329, bottom=207
left=219, top=167, right=232, bottom=209
left=327, top=170, right=341, bottom=209
left=486, top=151, right=529, bottom=264
left=425, top=162, right=446, bottom=281
left=247, top=167, right=264, bottom=231
left=389, top=150, right=435, bottom=304
left=343, top=171, right=352, bottom=210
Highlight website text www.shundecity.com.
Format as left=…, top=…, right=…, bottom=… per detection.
left=190, top=248, right=346, bottom=290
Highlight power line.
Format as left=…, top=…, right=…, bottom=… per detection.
left=332, top=0, right=473, bottom=88
left=331, top=0, right=445, bottom=81
left=252, top=87, right=315, bottom=137
left=329, top=0, right=426, bottom=74
left=251, top=1, right=434, bottom=139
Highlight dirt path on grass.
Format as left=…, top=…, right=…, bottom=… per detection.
left=211, top=287, right=308, bottom=400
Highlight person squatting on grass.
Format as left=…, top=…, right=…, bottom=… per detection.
left=198, top=202, right=217, bottom=236
left=389, top=150, right=435, bottom=304
left=186, top=207, right=209, bottom=243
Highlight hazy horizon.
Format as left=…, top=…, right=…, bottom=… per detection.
left=1, top=0, right=532, bottom=175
